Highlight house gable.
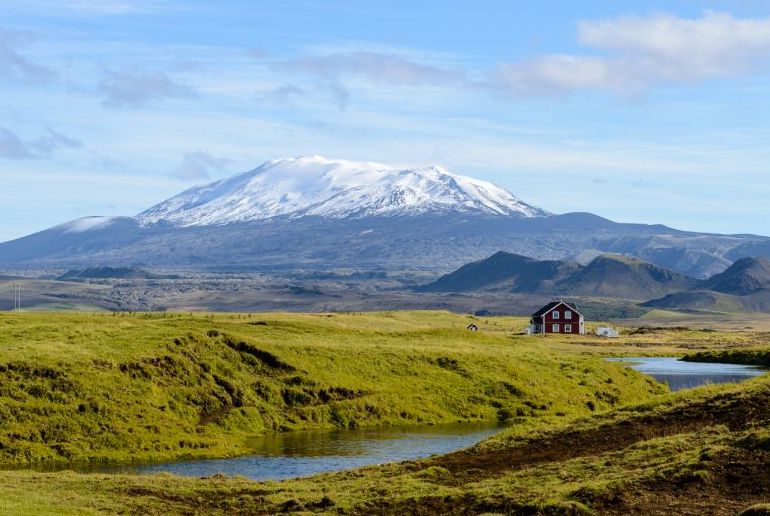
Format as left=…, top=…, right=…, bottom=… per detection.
left=529, top=301, right=585, bottom=335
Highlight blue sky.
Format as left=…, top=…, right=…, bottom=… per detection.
left=2, top=1, right=770, bottom=241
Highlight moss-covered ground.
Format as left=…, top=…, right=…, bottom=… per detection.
left=1, top=311, right=769, bottom=514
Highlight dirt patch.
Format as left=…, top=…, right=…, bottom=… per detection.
left=221, top=335, right=295, bottom=372
left=426, top=385, right=770, bottom=484
left=596, top=448, right=770, bottom=515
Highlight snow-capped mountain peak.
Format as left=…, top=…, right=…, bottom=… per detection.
left=137, top=156, right=548, bottom=226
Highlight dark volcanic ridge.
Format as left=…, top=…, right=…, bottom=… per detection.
left=1, top=212, right=767, bottom=281
left=420, top=252, right=697, bottom=301
left=57, top=266, right=165, bottom=281
left=422, top=251, right=770, bottom=312
left=701, top=257, right=770, bottom=295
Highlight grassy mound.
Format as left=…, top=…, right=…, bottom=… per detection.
left=684, top=348, right=770, bottom=367
left=0, top=377, right=768, bottom=514
left=0, top=311, right=662, bottom=465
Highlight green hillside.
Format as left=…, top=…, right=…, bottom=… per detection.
left=0, top=366, right=767, bottom=515
left=0, top=311, right=662, bottom=466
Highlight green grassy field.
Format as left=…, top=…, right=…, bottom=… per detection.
left=0, top=310, right=768, bottom=515
left=0, top=311, right=667, bottom=466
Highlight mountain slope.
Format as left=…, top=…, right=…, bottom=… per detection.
left=700, top=256, right=770, bottom=295
left=421, top=252, right=697, bottom=300
left=1, top=157, right=770, bottom=278
left=557, top=254, right=698, bottom=299
left=643, top=289, right=770, bottom=313
left=418, top=251, right=581, bottom=293
left=0, top=216, right=147, bottom=265
left=0, top=210, right=767, bottom=279
left=57, top=266, right=159, bottom=281
left=137, top=156, right=548, bottom=226
left=642, top=256, right=770, bottom=312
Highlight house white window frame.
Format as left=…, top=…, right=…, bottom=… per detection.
left=552, top=323, right=560, bottom=333
left=565, top=310, right=572, bottom=320
left=552, top=310, right=560, bottom=319
left=565, top=324, right=572, bottom=333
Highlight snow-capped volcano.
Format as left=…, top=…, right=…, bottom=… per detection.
left=137, top=156, right=548, bottom=226
left=2, top=154, right=766, bottom=278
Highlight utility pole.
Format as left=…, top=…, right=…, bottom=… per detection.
left=13, top=283, right=21, bottom=311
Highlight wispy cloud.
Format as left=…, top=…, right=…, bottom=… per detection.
left=246, top=48, right=268, bottom=59
left=493, top=11, right=770, bottom=97
left=276, top=51, right=464, bottom=110
left=254, top=84, right=305, bottom=105
left=0, top=127, right=82, bottom=160
left=65, top=0, right=145, bottom=14
left=98, top=68, right=197, bottom=108
left=11, top=0, right=168, bottom=15
left=0, top=26, right=56, bottom=83
left=172, top=150, right=230, bottom=180
left=281, top=51, right=463, bottom=85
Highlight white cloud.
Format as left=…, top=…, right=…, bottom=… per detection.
left=496, top=55, right=615, bottom=97
left=495, top=11, right=770, bottom=97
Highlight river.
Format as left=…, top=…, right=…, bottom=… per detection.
left=606, top=356, right=767, bottom=391
left=76, top=421, right=505, bottom=481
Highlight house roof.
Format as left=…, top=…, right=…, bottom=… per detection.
left=531, top=301, right=582, bottom=318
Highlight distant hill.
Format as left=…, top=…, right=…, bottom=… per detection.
left=699, top=257, right=770, bottom=295
left=419, top=252, right=696, bottom=300
left=58, top=267, right=159, bottom=281
left=418, top=252, right=580, bottom=294
left=557, top=254, right=697, bottom=299
left=643, top=289, right=770, bottom=313
left=642, top=256, right=770, bottom=312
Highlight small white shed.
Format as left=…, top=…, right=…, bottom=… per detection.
left=596, top=326, right=620, bottom=338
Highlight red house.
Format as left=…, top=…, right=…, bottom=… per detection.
left=529, top=301, right=585, bottom=335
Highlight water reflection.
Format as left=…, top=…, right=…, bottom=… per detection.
left=607, top=356, right=766, bottom=391
left=247, top=422, right=501, bottom=457
left=83, top=421, right=506, bottom=481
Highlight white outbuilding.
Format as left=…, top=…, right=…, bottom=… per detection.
left=596, top=326, right=619, bottom=338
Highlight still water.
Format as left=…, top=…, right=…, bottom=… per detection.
left=607, top=356, right=767, bottom=391
left=83, top=421, right=504, bottom=481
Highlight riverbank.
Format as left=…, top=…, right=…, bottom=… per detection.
left=0, top=311, right=663, bottom=466
left=3, top=311, right=770, bottom=515
left=0, top=376, right=768, bottom=515
left=683, top=348, right=770, bottom=367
